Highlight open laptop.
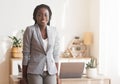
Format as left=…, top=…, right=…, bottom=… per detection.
left=59, top=62, right=84, bottom=78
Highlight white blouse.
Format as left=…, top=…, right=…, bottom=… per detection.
left=42, top=38, right=48, bottom=71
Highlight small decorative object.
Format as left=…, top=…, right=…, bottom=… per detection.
left=86, top=57, right=97, bottom=78
left=68, top=36, right=88, bottom=58
left=63, top=49, right=71, bottom=58
left=72, top=36, right=80, bottom=45
left=69, top=36, right=81, bottom=58
left=79, top=40, right=87, bottom=57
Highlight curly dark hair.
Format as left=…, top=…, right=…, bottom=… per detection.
left=33, top=4, right=52, bottom=25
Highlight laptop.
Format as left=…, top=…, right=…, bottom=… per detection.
left=59, top=62, right=84, bottom=78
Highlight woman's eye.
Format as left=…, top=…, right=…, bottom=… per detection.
left=38, top=14, right=42, bottom=17
left=37, top=13, right=48, bottom=18
left=45, top=14, right=48, bottom=17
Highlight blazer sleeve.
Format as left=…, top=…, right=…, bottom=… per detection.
left=22, top=27, right=32, bottom=65
left=53, top=28, right=61, bottom=63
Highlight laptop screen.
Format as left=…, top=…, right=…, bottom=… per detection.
left=59, top=62, right=84, bottom=78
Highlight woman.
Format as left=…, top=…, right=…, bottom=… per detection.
left=22, top=4, right=61, bottom=84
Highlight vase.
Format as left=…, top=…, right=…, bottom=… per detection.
left=86, top=68, right=97, bottom=78
left=11, top=47, right=23, bottom=58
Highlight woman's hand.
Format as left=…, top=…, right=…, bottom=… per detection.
left=20, top=77, right=28, bottom=84
left=56, top=76, right=61, bottom=84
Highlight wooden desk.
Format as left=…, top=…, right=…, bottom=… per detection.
left=10, top=75, right=110, bottom=84
left=61, top=77, right=110, bottom=84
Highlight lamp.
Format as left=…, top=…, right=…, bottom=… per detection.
left=83, top=32, right=93, bottom=57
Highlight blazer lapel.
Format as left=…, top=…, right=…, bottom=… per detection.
left=35, top=24, right=46, bottom=54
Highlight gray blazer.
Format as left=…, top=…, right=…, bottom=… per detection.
left=22, top=24, right=60, bottom=75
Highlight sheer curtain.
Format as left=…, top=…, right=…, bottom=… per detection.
left=99, top=0, right=120, bottom=84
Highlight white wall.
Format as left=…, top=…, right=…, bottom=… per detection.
left=99, top=0, right=120, bottom=84
left=89, top=0, right=99, bottom=59
left=0, top=0, right=93, bottom=84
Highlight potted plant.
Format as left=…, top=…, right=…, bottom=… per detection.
left=86, top=57, right=97, bottom=78
left=8, top=36, right=22, bottom=47
left=9, top=29, right=24, bottom=58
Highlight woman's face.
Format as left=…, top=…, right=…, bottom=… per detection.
left=36, top=8, right=49, bottom=27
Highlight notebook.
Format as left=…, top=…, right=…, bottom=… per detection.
left=59, top=62, right=84, bottom=78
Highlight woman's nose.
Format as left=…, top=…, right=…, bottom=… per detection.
left=41, top=15, right=46, bottom=20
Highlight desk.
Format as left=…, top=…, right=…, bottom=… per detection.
left=10, top=57, right=91, bottom=76
left=61, top=77, right=111, bottom=84
left=10, top=75, right=110, bottom=84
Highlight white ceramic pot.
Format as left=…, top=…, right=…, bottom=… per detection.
left=86, top=68, right=97, bottom=78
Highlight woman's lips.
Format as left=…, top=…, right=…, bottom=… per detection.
left=41, top=20, right=46, bottom=23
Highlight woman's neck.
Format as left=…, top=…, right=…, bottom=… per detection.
left=38, top=25, right=47, bottom=39
left=38, top=24, right=46, bottom=31
left=40, top=27, right=46, bottom=32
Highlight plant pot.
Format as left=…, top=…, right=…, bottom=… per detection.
left=86, top=68, right=97, bottom=78
left=11, top=47, right=23, bottom=58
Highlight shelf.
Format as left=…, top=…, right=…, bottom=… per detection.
left=10, top=58, right=22, bottom=75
